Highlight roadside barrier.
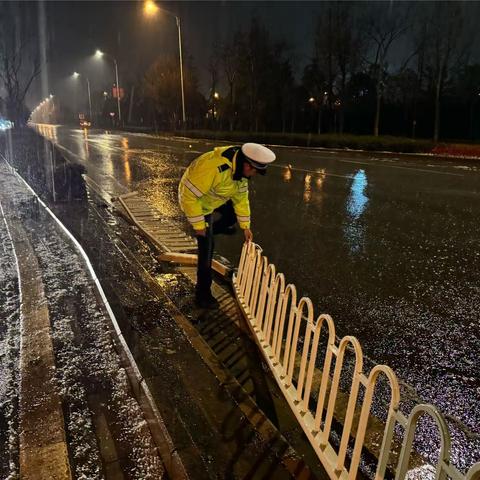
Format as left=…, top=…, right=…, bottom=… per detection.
left=233, top=241, right=480, bottom=480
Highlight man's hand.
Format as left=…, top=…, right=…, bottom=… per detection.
left=243, top=228, right=253, bottom=243
left=195, top=229, right=206, bottom=237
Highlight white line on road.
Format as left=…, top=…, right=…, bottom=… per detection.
left=70, top=131, right=203, bottom=155
left=337, top=158, right=465, bottom=176
left=269, top=163, right=353, bottom=179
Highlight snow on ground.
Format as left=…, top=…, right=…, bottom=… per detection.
left=0, top=160, right=163, bottom=478
left=0, top=173, right=20, bottom=478
left=35, top=232, right=163, bottom=478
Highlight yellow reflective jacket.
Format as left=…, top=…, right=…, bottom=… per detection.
left=178, top=146, right=250, bottom=231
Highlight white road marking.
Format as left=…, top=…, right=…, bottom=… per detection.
left=337, top=158, right=464, bottom=177
left=270, top=163, right=353, bottom=179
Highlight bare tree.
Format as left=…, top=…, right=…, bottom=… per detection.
left=218, top=18, right=295, bottom=133
left=385, top=68, right=418, bottom=135
left=303, top=61, right=326, bottom=134
left=235, top=18, right=283, bottom=132
left=220, top=39, right=240, bottom=131
left=242, top=19, right=269, bottom=132
left=423, top=2, right=470, bottom=142
left=309, top=2, right=365, bottom=133
left=313, top=4, right=337, bottom=131
left=143, top=55, right=202, bottom=130
left=364, top=3, right=411, bottom=136
left=207, top=43, right=223, bottom=128
left=456, top=65, right=480, bottom=140
left=0, top=2, right=41, bottom=126
left=271, top=41, right=296, bottom=133
left=408, top=9, right=429, bottom=139
left=332, top=2, right=364, bottom=133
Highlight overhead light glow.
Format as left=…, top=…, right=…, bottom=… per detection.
left=144, top=0, right=159, bottom=16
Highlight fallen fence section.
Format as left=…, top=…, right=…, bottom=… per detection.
left=117, top=192, right=197, bottom=254
left=232, top=241, right=480, bottom=480
left=115, top=192, right=231, bottom=277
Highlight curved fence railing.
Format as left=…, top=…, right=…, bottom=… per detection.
left=232, top=242, right=480, bottom=480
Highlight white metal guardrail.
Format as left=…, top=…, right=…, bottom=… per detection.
left=232, top=241, right=480, bottom=480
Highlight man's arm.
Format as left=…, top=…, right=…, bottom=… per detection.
left=179, top=156, right=216, bottom=232
left=243, top=228, right=253, bottom=242
left=231, top=183, right=252, bottom=242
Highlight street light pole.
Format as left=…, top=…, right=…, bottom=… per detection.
left=95, top=50, right=122, bottom=124
left=86, top=77, right=93, bottom=121
left=113, top=58, right=122, bottom=123
left=73, top=71, right=93, bottom=122
left=175, top=15, right=186, bottom=125
left=144, top=2, right=186, bottom=126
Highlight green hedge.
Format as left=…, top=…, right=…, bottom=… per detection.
left=182, top=130, right=435, bottom=154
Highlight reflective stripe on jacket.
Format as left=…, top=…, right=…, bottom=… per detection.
left=178, top=146, right=250, bottom=230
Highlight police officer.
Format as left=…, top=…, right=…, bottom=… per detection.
left=178, top=143, right=276, bottom=309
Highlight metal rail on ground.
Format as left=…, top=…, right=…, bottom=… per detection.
left=116, top=191, right=231, bottom=276
left=233, top=241, right=480, bottom=480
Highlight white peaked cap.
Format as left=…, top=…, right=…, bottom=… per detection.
left=241, top=143, right=276, bottom=170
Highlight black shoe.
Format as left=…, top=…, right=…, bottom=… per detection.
left=195, top=294, right=220, bottom=310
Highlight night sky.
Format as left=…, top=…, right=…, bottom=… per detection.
left=27, top=1, right=480, bottom=109
left=32, top=1, right=323, bottom=107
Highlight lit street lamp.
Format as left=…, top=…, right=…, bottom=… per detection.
left=144, top=0, right=186, bottom=126
left=31, top=95, right=54, bottom=124
left=212, top=92, right=220, bottom=121
left=72, top=71, right=93, bottom=121
left=95, top=49, right=122, bottom=124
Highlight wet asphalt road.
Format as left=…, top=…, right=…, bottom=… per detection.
left=37, top=124, right=480, bottom=467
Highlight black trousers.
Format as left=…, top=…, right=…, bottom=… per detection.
left=196, top=201, right=237, bottom=298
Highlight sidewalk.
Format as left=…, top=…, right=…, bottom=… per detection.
left=0, top=160, right=165, bottom=479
